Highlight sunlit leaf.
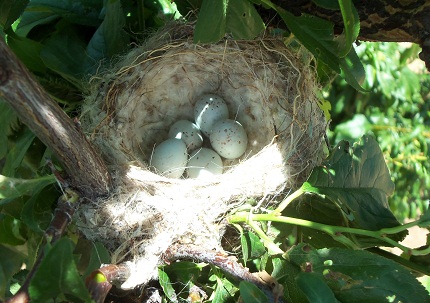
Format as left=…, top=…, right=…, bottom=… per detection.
left=241, top=231, right=266, bottom=264
left=336, top=0, right=359, bottom=57
left=304, top=136, right=398, bottom=228
left=303, top=135, right=405, bottom=246
left=288, top=243, right=430, bottom=303
left=158, top=269, right=177, bottom=302
left=28, top=238, right=92, bottom=302
left=210, top=272, right=237, bottom=302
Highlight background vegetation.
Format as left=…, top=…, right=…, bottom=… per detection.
left=0, top=0, right=429, bottom=302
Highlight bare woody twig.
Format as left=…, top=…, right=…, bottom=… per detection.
left=5, top=189, right=79, bottom=303
left=164, top=244, right=286, bottom=303
left=0, top=38, right=111, bottom=198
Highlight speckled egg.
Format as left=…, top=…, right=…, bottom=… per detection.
left=187, top=148, right=223, bottom=179
left=210, top=119, right=248, bottom=159
left=168, top=120, right=203, bottom=151
left=194, top=94, right=229, bottom=137
left=150, top=138, right=188, bottom=178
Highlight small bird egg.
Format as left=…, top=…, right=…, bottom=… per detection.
left=150, top=138, right=188, bottom=178
left=168, top=120, right=203, bottom=151
left=194, top=94, right=229, bottom=137
left=210, top=119, right=248, bottom=159
left=187, top=148, right=223, bottom=179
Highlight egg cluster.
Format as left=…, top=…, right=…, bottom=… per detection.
left=150, top=94, right=248, bottom=179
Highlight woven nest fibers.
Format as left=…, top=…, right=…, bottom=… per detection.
left=75, top=24, right=327, bottom=289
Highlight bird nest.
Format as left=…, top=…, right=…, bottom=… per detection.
left=75, top=23, right=327, bottom=289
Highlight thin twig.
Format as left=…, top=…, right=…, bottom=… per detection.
left=5, top=190, right=79, bottom=303
left=164, top=243, right=286, bottom=303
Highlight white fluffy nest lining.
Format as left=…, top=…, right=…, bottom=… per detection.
left=75, top=23, right=327, bottom=289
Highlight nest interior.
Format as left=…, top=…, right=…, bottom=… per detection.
left=76, top=24, right=327, bottom=289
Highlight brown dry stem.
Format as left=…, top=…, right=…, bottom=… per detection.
left=0, top=38, right=111, bottom=198
left=164, top=243, right=285, bottom=303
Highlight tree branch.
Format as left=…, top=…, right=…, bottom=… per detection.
left=0, top=38, right=111, bottom=197
left=265, top=0, right=430, bottom=69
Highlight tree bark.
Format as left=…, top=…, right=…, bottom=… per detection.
left=268, top=0, right=430, bottom=69
left=0, top=39, right=111, bottom=198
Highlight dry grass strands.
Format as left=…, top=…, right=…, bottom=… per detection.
left=76, top=23, right=327, bottom=289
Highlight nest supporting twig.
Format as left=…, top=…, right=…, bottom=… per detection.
left=75, top=23, right=327, bottom=289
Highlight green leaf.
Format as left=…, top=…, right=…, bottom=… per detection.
left=194, top=0, right=264, bottom=43
left=158, top=268, right=177, bottom=302
left=0, top=0, right=29, bottom=29
left=28, top=238, right=92, bottom=302
left=83, top=242, right=111, bottom=277
left=16, top=0, right=102, bottom=36
left=210, top=272, right=237, bottom=302
left=0, top=245, right=25, bottom=300
left=336, top=0, right=359, bottom=57
left=271, top=257, right=309, bottom=303
left=21, top=188, right=57, bottom=233
left=276, top=10, right=340, bottom=73
left=86, top=0, right=129, bottom=62
left=5, top=33, right=46, bottom=73
left=262, top=2, right=366, bottom=91
left=0, top=214, right=26, bottom=245
left=226, top=0, right=265, bottom=40
left=296, top=272, right=338, bottom=303
left=0, top=101, right=19, bottom=160
left=2, top=128, right=35, bottom=176
left=0, top=175, right=56, bottom=200
left=333, top=114, right=370, bottom=142
left=339, top=47, right=367, bottom=92
left=161, top=261, right=205, bottom=286
left=239, top=281, right=269, bottom=303
left=194, top=0, right=227, bottom=43
left=288, top=243, right=430, bottom=303
left=40, top=31, right=89, bottom=87
left=304, top=135, right=402, bottom=239
left=241, top=231, right=266, bottom=264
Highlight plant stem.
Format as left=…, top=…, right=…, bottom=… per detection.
left=6, top=189, right=79, bottom=303
left=228, top=212, right=429, bottom=256
left=274, top=187, right=305, bottom=214
left=245, top=212, right=284, bottom=255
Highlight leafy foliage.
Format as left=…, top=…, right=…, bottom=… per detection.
left=289, top=243, right=430, bottom=303
left=0, top=0, right=429, bottom=302
left=327, top=42, right=430, bottom=221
